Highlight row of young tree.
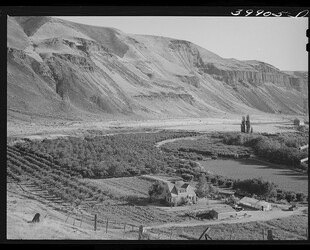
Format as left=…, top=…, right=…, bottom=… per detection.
left=13, top=131, right=199, bottom=179
left=7, top=146, right=116, bottom=205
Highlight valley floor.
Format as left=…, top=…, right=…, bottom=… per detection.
left=7, top=113, right=306, bottom=139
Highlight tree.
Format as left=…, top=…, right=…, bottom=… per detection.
left=285, top=192, right=296, bottom=203
left=181, top=173, right=194, bottom=182
left=217, top=177, right=226, bottom=186
left=277, top=191, right=285, bottom=201
left=148, top=181, right=165, bottom=202
left=195, top=174, right=209, bottom=198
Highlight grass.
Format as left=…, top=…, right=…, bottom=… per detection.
left=148, top=212, right=308, bottom=240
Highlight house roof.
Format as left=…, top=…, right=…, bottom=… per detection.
left=240, top=197, right=270, bottom=208
left=181, top=183, right=190, bottom=189
left=240, top=197, right=259, bottom=205
left=212, top=206, right=236, bottom=214
left=164, top=180, right=196, bottom=197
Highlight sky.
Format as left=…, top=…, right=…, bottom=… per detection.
left=55, top=16, right=308, bottom=71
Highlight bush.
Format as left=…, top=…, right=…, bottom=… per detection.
left=225, top=180, right=233, bottom=188
left=296, top=192, right=306, bottom=202
left=210, top=177, right=218, bottom=186
left=217, top=177, right=226, bottom=186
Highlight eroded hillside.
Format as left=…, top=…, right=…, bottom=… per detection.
left=7, top=16, right=308, bottom=120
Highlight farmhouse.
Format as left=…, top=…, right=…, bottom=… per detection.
left=293, top=118, right=304, bottom=126
left=210, top=206, right=238, bottom=220
left=238, top=197, right=271, bottom=211
left=159, top=180, right=197, bottom=206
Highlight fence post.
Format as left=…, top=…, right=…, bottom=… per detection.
left=170, top=229, right=173, bottom=240
left=262, top=228, right=264, bottom=240
left=267, top=229, right=273, bottom=240
left=94, top=214, right=97, bottom=231
left=106, top=219, right=109, bottom=233
left=123, top=222, right=126, bottom=233
left=138, top=225, right=144, bottom=240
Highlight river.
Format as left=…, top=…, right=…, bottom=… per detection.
left=199, top=158, right=308, bottom=193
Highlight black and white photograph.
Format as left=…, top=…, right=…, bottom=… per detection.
left=5, top=7, right=309, bottom=241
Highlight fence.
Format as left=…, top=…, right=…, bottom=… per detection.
left=56, top=210, right=310, bottom=240
left=63, top=211, right=142, bottom=237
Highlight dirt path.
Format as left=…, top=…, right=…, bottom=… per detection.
left=155, top=135, right=202, bottom=148
left=144, top=207, right=307, bottom=230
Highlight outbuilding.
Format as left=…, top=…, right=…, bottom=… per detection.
left=294, top=118, right=304, bottom=126
left=239, top=197, right=271, bottom=211
left=210, top=206, right=238, bottom=220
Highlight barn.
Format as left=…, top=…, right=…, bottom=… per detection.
left=239, top=197, right=271, bottom=211
left=210, top=206, right=238, bottom=220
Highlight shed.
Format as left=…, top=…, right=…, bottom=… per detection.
left=239, top=197, right=271, bottom=211
left=294, top=118, right=304, bottom=126
left=255, top=201, right=272, bottom=211
left=210, top=206, right=237, bottom=220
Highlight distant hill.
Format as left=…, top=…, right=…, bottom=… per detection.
left=7, top=16, right=308, bottom=121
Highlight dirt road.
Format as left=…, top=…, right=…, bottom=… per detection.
left=144, top=207, right=307, bottom=230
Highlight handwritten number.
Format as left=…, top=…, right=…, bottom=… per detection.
left=231, top=9, right=243, bottom=16
left=232, top=8, right=308, bottom=17
left=271, top=11, right=283, bottom=17
left=294, top=10, right=309, bottom=17
left=245, top=9, right=253, bottom=16
left=263, top=11, right=271, bottom=17
left=256, top=10, right=264, bottom=16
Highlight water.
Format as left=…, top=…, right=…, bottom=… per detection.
left=199, top=158, right=308, bottom=193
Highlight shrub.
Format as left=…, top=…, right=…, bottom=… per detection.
left=296, top=192, right=306, bottom=202
left=225, top=180, right=233, bottom=188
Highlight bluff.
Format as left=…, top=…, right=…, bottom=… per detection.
left=7, top=16, right=308, bottom=121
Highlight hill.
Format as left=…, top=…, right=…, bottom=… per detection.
left=7, top=16, right=308, bottom=121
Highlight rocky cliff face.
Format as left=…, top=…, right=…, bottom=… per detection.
left=7, top=16, right=308, bottom=120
